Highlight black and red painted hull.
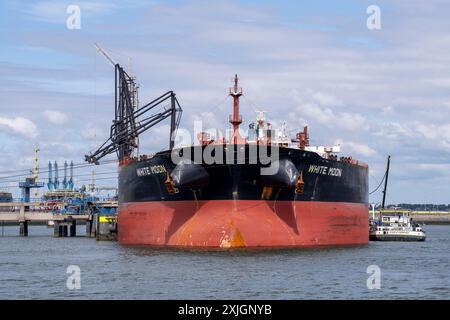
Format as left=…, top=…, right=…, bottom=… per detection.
left=118, top=145, right=369, bottom=248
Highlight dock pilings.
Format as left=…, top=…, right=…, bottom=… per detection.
left=19, top=220, right=28, bottom=237
left=96, top=215, right=118, bottom=241
left=53, top=217, right=77, bottom=237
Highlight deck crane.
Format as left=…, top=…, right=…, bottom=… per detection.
left=85, top=43, right=183, bottom=165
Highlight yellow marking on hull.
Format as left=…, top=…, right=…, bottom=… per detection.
left=220, top=220, right=246, bottom=248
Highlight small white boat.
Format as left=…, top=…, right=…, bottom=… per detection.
left=369, top=156, right=426, bottom=241
left=47, top=220, right=55, bottom=227
left=370, top=210, right=426, bottom=241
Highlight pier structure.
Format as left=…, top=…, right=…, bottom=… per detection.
left=17, top=178, right=44, bottom=236
left=369, top=209, right=450, bottom=224
left=0, top=201, right=117, bottom=240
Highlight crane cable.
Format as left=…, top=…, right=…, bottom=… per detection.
left=369, top=170, right=387, bottom=195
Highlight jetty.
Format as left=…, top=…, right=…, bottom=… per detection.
left=370, top=209, right=450, bottom=225
left=0, top=202, right=117, bottom=240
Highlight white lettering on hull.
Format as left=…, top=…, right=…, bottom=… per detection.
left=308, top=165, right=342, bottom=177
left=136, top=165, right=167, bottom=177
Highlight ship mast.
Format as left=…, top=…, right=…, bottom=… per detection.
left=229, top=74, right=243, bottom=144
left=381, top=155, right=391, bottom=209
left=378, top=155, right=391, bottom=224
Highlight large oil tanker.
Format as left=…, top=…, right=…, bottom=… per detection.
left=86, top=63, right=368, bottom=248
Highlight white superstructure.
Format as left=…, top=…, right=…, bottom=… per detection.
left=370, top=210, right=426, bottom=241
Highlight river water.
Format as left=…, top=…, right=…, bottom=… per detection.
left=0, top=225, right=449, bottom=299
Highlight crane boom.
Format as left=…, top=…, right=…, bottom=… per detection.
left=94, top=42, right=116, bottom=67
left=85, top=63, right=183, bottom=165
left=87, top=43, right=182, bottom=165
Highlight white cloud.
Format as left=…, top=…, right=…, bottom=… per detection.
left=17, top=156, right=35, bottom=168
left=43, top=110, right=68, bottom=125
left=300, top=102, right=334, bottom=125
left=291, top=90, right=367, bottom=131
left=338, top=113, right=367, bottom=131
left=373, top=121, right=450, bottom=151
left=41, top=141, right=76, bottom=153
left=373, top=122, right=415, bottom=140
left=0, top=117, right=38, bottom=138
left=336, top=140, right=377, bottom=157
left=139, top=124, right=172, bottom=151
left=189, top=111, right=224, bottom=132
left=417, top=163, right=450, bottom=171
left=381, top=106, right=394, bottom=115
left=311, top=91, right=343, bottom=108
left=21, top=0, right=151, bottom=23
left=82, top=125, right=102, bottom=141
left=415, top=122, right=450, bottom=151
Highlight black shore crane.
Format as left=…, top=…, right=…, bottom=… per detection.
left=85, top=44, right=182, bottom=165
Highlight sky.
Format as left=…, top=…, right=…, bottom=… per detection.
left=0, top=0, right=449, bottom=204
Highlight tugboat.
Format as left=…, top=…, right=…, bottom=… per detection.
left=369, top=210, right=426, bottom=241
left=369, top=156, right=426, bottom=241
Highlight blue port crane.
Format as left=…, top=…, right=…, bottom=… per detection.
left=47, top=161, right=54, bottom=190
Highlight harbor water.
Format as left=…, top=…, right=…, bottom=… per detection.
left=0, top=225, right=449, bottom=299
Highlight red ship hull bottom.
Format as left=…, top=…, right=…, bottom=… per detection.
left=118, top=200, right=368, bottom=248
